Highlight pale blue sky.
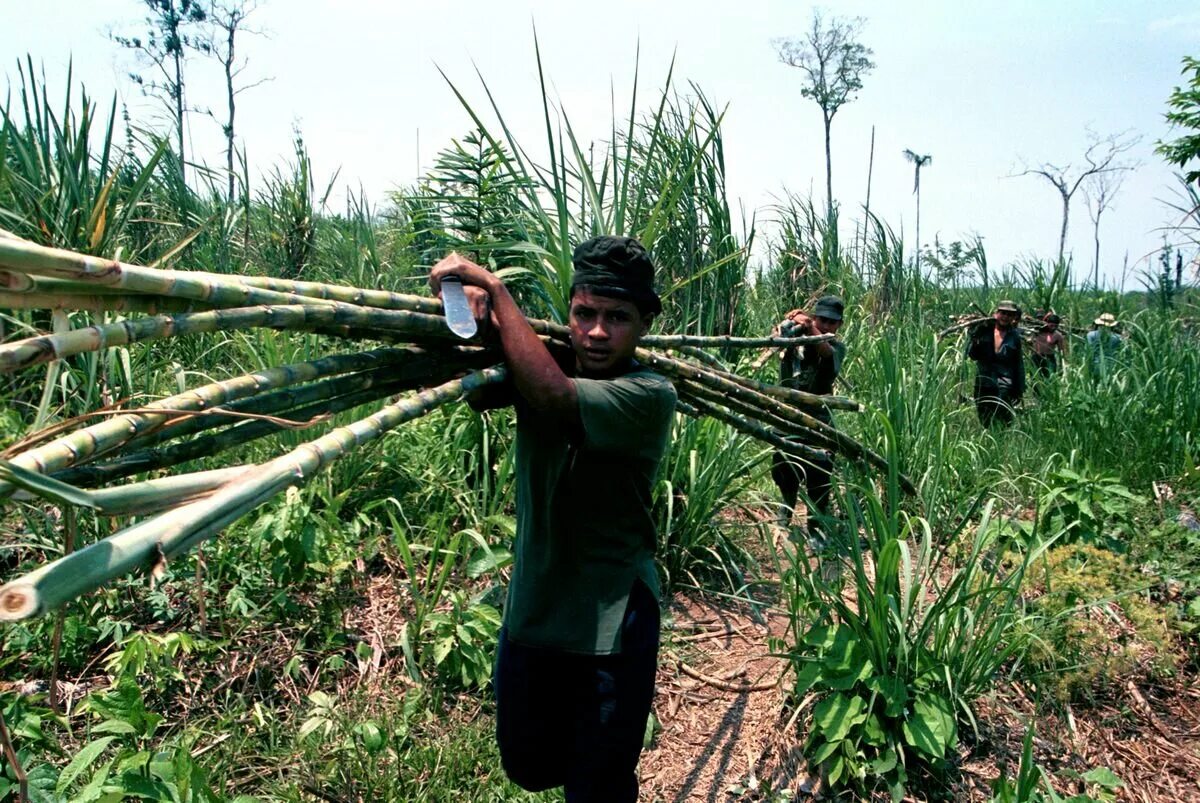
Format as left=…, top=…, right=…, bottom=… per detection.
left=4, top=0, right=1198, bottom=286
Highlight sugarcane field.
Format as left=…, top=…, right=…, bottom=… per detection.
left=3, top=3, right=1200, bottom=801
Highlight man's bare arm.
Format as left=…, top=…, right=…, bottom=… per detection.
left=430, top=254, right=579, bottom=421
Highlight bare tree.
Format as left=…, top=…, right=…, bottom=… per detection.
left=1083, top=166, right=1130, bottom=289
left=201, top=0, right=270, bottom=202
left=773, top=12, right=875, bottom=218
left=112, top=0, right=211, bottom=182
left=902, top=149, right=932, bottom=274
left=1016, top=129, right=1140, bottom=265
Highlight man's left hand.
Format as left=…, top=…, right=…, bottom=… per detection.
left=430, top=252, right=499, bottom=330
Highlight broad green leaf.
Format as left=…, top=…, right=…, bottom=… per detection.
left=867, top=675, right=909, bottom=717
left=827, top=754, right=846, bottom=786
left=91, top=720, right=137, bottom=736
left=1081, top=766, right=1123, bottom=789
left=870, top=746, right=898, bottom=775
left=432, top=635, right=454, bottom=666
left=862, top=713, right=887, bottom=747
left=810, top=738, right=842, bottom=765
left=57, top=736, right=117, bottom=794
left=813, top=693, right=867, bottom=743
left=902, top=694, right=957, bottom=759
left=467, top=546, right=513, bottom=578
left=794, top=660, right=823, bottom=693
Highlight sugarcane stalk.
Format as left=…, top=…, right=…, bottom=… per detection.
left=675, top=397, right=829, bottom=465
left=12, top=466, right=252, bottom=516
left=676, top=378, right=838, bottom=452
left=0, top=304, right=474, bottom=374
left=640, top=333, right=833, bottom=349
left=235, top=275, right=443, bottom=315
left=0, top=290, right=213, bottom=315
left=636, top=348, right=858, bottom=414
left=0, top=366, right=508, bottom=621
left=708, top=364, right=861, bottom=412
left=638, top=348, right=914, bottom=493
left=53, top=357, right=485, bottom=487
left=0, top=347, right=436, bottom=498
left=111, top=361, right=453, bottom=455
left=0, top=236, right=336, bottom=310
left=665, top=345, right=727, bottom=371
left=937, top=316, right=990, bottom=339
left=121, top=346, right=499, bottom=454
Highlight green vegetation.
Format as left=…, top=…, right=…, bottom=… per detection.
left=1, top=30, right=1198, bottom=803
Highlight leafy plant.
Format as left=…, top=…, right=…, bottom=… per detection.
left=420, top=590, right=502, bottom=690
left=779, top=454, right=1050, bottom=799
left=990, top=726, right=1123, bottom=802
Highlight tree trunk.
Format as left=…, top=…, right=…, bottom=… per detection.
left=225, top=25, right=237, bottom=203
left=914, top=175, right=921, bottom=278
left=173, top=47, right=186, bottom=184
left=1093, top=210, right=1101, bottom=289
left=1057, top=193, right=1069, bottom=265
left=823, top=112, right=833, bottom=220
left=863, top=125, right=875, bottom=264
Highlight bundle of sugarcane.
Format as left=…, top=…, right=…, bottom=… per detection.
left=0, top=234, right=910, bottom=621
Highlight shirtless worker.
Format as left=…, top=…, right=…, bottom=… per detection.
left=1030, top=312, right=1067, bottom=377
left=430, top=236, right=676, bottom=802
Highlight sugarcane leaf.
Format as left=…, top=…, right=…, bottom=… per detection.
left=0, top=458, right=98, bottom=509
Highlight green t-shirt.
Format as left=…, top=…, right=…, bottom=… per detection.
left=506, top=367, right=676, bottom=655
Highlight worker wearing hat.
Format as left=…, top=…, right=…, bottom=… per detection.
left=967, top=300, right=1025, bottom=426
left=430, top=235, right=676, bottom=802
left=1086, top=312, right=1123, bottom=379
left=769, top=294, right=846, bottom=544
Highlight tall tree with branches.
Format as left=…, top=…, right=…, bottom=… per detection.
left=902, top=149, right=932, bottom=274
left=200, top=0, right=270, bottom=202
left=773, top=12, right=875, bottom=219
left=1016, top=129, right=1139, bottom=265
left=112, top=0, right=211, bottom=182
left=1083, top=167, right=1129, bottom=289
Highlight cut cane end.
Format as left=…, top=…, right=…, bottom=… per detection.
left=0, top=582, right=39, bottom=621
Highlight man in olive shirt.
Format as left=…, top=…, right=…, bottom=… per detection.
left=770, top=295, right=846, bottom=541
left=430, top=236, right=676, bottom=802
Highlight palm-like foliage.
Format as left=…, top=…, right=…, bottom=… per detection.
left=902, top=149, right=932, bottom=275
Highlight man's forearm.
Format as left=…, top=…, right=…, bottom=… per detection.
left=487, top=280, right=578, bottom=416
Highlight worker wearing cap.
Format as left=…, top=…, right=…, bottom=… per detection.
left=1086, top=313, right=1123, bottom=379
left=967, top=300, right=1025, bottom=426
left=1030, top=312, right=1067, bottom=378
left=430, top=236, right=676, bottom=802
left=770, top=295, right=846, bottom=542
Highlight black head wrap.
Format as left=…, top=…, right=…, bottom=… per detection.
left=571, top=235, right=661, bottom=316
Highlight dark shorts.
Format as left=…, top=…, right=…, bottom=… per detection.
left=493, top=580, right=659, bottom=802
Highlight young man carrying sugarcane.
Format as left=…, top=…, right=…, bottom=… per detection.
left=967, top=300, right=1025, bottom=427
left=769, top=295, right=845, bottom=544
left=429, top=236, right=676, bottom=803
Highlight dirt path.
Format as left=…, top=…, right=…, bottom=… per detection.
left=641, top=586, right=800, bottom=802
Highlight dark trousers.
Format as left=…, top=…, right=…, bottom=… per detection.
left=1031, top=353, right=1058, bottom=378
left=771, top=449, right=834, bottom=521
left=494, top=580, right=659, bottom=802
left=975, top=394, right=1016, bottom=427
